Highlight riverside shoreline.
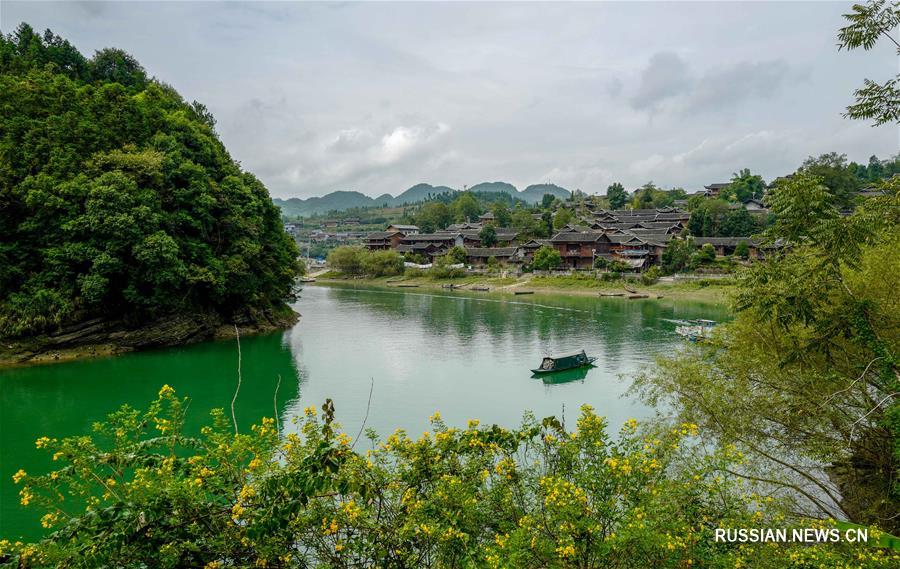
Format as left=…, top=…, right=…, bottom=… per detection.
left=312, top=273, right=734, bottom=304
left=0, top=306, right=299, bottom=368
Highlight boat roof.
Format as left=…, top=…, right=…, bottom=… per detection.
left=545, top=349, right=587, bottom=360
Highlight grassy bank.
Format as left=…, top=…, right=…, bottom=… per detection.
left=313, top=272, right=734, bottom=304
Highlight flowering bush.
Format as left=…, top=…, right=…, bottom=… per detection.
left=2, top=387, right=898, bottom=567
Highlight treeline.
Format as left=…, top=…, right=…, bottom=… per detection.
left=0, top=24, right=300, bottom=337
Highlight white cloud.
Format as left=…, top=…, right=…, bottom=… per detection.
left=3, top=0, right=896, bottom=198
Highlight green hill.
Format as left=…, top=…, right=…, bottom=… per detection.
left=0, top=24, right=300, bottom=339
left=521, top=183, right=571, bottom=202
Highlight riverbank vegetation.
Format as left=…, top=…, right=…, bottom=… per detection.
left=4, top=386, right=899, bottom=567
left=637, top=172, right=900, bottom=532
left=0, top=25, right=300, bottom=340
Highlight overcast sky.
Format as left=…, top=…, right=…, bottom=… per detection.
left=3, top=1, right=898, bottom=198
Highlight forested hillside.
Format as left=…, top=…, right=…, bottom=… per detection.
left=0, top=25, right=300, bottom=338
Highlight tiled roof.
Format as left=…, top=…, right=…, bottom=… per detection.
left=465, top=247, right=519, bottom=257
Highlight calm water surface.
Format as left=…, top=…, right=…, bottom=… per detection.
left=0, top=285, right=728, bottom=539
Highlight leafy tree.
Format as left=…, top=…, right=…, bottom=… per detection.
left=607, top=182, right=628, bottom=209
left=445, top=245, right=467, bottom=264
left=415, top=202, right=453, bottom=233
left=552, top=208, right=573, bottom=230
left=661, top=237, right=694, bottom=273
left=531, top=245, right=562, bottom=270
left=326, top=246, right=365, bottom=275
left=540, top=193, right=557, bottom=209
left=697, top=243, right=717, bottom=263
left=451, top=192, right=482, bottom=223
left=490, top=201, right=512, bottom=227
left=478, top=225, right=498, bottom=247
left=727, top=169, right=767, bottom=202
left=734, top=240, right=750, bottom=259
left=510, top=209, right=542, bottom=239
left=837, top=0, right=900, bottom=126
left=765, top=171, right=838, bottom=243
left=799, top=153, right=860, bottom=208
left=361, top=250, right=404, bottom=277
left=89, top=48, right=148, bottom=88
left=0, top=28, right=299, bottom=337
left=719, top=207, right=760, bottom=237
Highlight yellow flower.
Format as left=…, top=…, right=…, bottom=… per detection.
left=624, top=418, right=639, bottom=431
left=52, top=451, right=64, bottom=461
left=34, top=437, right=51, bottom=449
left=248, top=458, right=262, bottom=470
left=429, top=411, right=442, bottom=422
left=158, top=384, right=175, bottom=398
left=12, top=469, right=26, bottom=484
left=20, top=488, right=33, bottom=506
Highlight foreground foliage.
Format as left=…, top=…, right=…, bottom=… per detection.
left=0, top=25, right=300, bottom=337
left=638, top=174, right=900, bottom=532
left=3, top=388, right=898, bottom=567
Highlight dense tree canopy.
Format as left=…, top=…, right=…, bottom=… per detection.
left=0, top=25, right=300, bottom=336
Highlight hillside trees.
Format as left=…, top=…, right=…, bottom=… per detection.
left=0, top=26, right=300, bottom=337
left=606, top=182, right=628, bottom=209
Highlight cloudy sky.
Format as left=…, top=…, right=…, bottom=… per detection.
left=3, top=1, right=898, bottom=198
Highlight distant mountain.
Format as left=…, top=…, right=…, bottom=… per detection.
left=274, top=181, right=572, bottom=216
left=468, top=181, right=518, bottom=194
left=391, top=183, right=456, bottom=205
left=274, top=190, right=375, bottom=217
left=521, top=183, right=571, bottom=202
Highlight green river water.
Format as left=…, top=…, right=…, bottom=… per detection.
left=0, top=284, right=729, bottom=540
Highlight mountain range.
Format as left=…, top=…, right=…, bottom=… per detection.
left=273, top=182, right=571, bottom=217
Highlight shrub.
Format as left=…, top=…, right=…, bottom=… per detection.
left=531, top=246, right=562, bottom=271
left=735, top=240, right=750, bottom=260
left=445, top=246, right=467, bottom=265
left=6, top=388, right=893, bottom=568
left=327, top=246, right=366, bottom=275
left=361, top=251, right=404, bottom=277
left=640, top=265, right=661, bottom=285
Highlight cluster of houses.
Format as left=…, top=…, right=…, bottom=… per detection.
left=363, top=207, right=768, bottom=271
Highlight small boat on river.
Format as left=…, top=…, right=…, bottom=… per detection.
left=531, top=349, right=597, bottom=375
left=675, top=319, right=717, bottom=341
left=514, top=290, right=534, bottom=295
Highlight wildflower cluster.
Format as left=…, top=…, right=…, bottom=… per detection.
left=4, top=393, right=898, bottom=568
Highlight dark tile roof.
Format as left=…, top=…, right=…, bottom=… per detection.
left=692, top=237, right=760, bottom=247
left=465, top=247, right=519, bottom=257
left=549, top=232, right=606, bottom=243
left=403, top=233, right=461, bottom=242
left=365, top=231, right=399, bottom=239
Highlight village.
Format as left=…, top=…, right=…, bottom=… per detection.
left=358, top=182, right=775, bottom=272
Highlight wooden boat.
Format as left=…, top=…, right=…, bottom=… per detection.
left=623, top=283, right=637, bottom=294
left=531, top=350, right=597, bottom=375
left=626, top=294, right=649, bottom=299
left=599, top=292, right=625, bottom=297
left=441, top=284, right=462, bottom=289
left=298, top=277, right=316, bottom=283
left=514, top=290, right=534, bottom=295
left=471, top=286, right=490, bottom=292
left=396, top=284, right=419, bottom=288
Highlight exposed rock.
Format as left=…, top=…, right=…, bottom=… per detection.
left=0, top=305, right=299, bottom=367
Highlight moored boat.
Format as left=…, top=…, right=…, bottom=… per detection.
left=675, top=319, right=717, bottom=341
left=531, top=349, right=597, bottom=375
